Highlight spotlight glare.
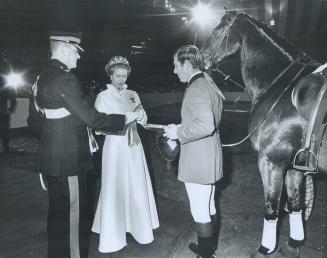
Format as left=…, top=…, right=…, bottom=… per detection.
left=4, top=72, right=25, bottom=88
left=191, top=2, right=214, bottom=26
left=270, top=18, right=275, bottom=26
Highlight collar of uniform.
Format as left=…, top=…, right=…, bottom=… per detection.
left=188, top=72, right=204, bottom=87
left=49, top=59, right=70, bottom=72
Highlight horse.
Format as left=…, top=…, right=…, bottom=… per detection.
left=201, top=11, right=327, bottom=258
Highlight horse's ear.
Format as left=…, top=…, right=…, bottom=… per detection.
left=223, top=0, right=238, bottom=16
left=223, top=0, right=232, bottom=12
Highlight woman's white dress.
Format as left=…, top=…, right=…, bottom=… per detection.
left=91, top=84, right=159, bottom=253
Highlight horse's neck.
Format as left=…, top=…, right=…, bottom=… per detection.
left=239, top=28, right=293, bottom=103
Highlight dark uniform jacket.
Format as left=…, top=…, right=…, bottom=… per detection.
left=29, top=59, right=126, bottom=177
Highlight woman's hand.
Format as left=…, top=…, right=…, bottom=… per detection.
left=125, top=111, right=138, bottom=124
left=136, top=110, right=147, bottom=124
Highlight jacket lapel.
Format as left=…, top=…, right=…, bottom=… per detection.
left=183, top=72, right=204, bottom=100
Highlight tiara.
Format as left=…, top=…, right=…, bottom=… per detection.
left=108, top=56, right=130, bottom=67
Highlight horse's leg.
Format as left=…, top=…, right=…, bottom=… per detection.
left=279, top=169, right=304, bottom=258
left=250, top=152, right=284, bottom=258
left=285, top=169, right=305, bottom=240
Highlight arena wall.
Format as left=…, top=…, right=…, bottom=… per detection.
left=10, top=92, right=251, bottom=128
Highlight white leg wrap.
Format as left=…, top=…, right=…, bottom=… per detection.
left=261, top=218, right=278, bottom=254
left=290, top=211, right=304, bottom=241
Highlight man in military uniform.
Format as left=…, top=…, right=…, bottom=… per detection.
left=28, top=30, right=139, bottom=258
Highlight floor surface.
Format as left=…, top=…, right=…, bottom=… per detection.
left=0, top=103, right=326, bottom=258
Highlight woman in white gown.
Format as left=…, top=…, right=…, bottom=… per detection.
left=92, top=56, right=159, bottom=253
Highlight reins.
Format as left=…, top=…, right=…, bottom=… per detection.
left=250, top=61, right=298, bottom=111
left=206, top=14, right=309, bottom=148
left=209, top=65, right=246, bottom=91
left=221, top=61, right=307, bottom=147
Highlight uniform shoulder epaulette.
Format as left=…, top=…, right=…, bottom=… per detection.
left=59, top=65, right=70, bottom=72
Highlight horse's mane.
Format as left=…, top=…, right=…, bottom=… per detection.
left=237, top=12, right=303, bottom=60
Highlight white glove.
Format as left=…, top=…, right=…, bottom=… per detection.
left=136, top=109, right=147, bottom=124
left=163, top=124, right=180, bottom=140
left=125, top=111, right=138, bottom=124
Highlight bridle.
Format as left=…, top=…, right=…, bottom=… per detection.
left=203, top=13, right=310, bottom=147
left=207, top=13, right=239, bottom=69
left=205, top=13, right=246, bottom=91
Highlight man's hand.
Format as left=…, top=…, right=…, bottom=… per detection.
left=163, top=124, right=180, bottom=140
left=125, top=111, right=138, bottom=124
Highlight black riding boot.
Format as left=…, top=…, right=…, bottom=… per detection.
left=197, top=236, right=214, bottom=258
left=189, top=222, right=215, bottom=258
left=210, top=214, right=219, bottom=251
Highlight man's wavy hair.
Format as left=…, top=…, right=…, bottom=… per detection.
left=173, top=45, right=204, bottom=70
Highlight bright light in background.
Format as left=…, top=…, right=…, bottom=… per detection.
left=270, top=18, right=275, bottom=26
left=4, top=72, right=25, bottom=89
left=181, top=16, right=188, bottom=24
left=191, top=2, right=215, bottom=27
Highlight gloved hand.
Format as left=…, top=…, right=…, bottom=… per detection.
left=136, top=109, right=147, bottom=124
left=163, top=124, right=180, bottom=140
left=125, top=111, right=138, bottom=124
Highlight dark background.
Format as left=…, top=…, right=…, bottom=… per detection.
left=1, top=0, right=327, bottom=96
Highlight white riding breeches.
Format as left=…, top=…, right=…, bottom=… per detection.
left=185, top=182, right=216, bottom=223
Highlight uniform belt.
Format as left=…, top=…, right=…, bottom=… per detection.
left=43, top=107, right=99, bottom=153
left=44, top=108, right=70, bottom=119
left=313, top=63, right=327, bottom=74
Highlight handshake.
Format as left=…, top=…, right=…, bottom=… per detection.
left=125, top=110, right=147, bottom=125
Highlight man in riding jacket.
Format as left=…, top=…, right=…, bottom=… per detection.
left=164, top=45, right=224, bottom=258
left=28, top=29, right=138, bottom=258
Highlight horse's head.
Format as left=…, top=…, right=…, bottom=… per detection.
left=201, top=11, right=241, bottom=69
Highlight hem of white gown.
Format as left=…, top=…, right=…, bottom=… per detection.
left=95, top=226, right=160, bottom=253
left=98, top=242, right=127, bottom=253
left=91, top=226, right=100, bottom=234
left=97, top=236, right=154, bottom=253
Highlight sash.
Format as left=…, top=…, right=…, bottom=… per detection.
left=313, top=63, right=327, bottom=74
left=127, top=122, right=141, bottom=147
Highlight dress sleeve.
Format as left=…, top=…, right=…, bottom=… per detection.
left=94, top=92, right=108, bottom=114
left=133, top=91, right=147, bottom=124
